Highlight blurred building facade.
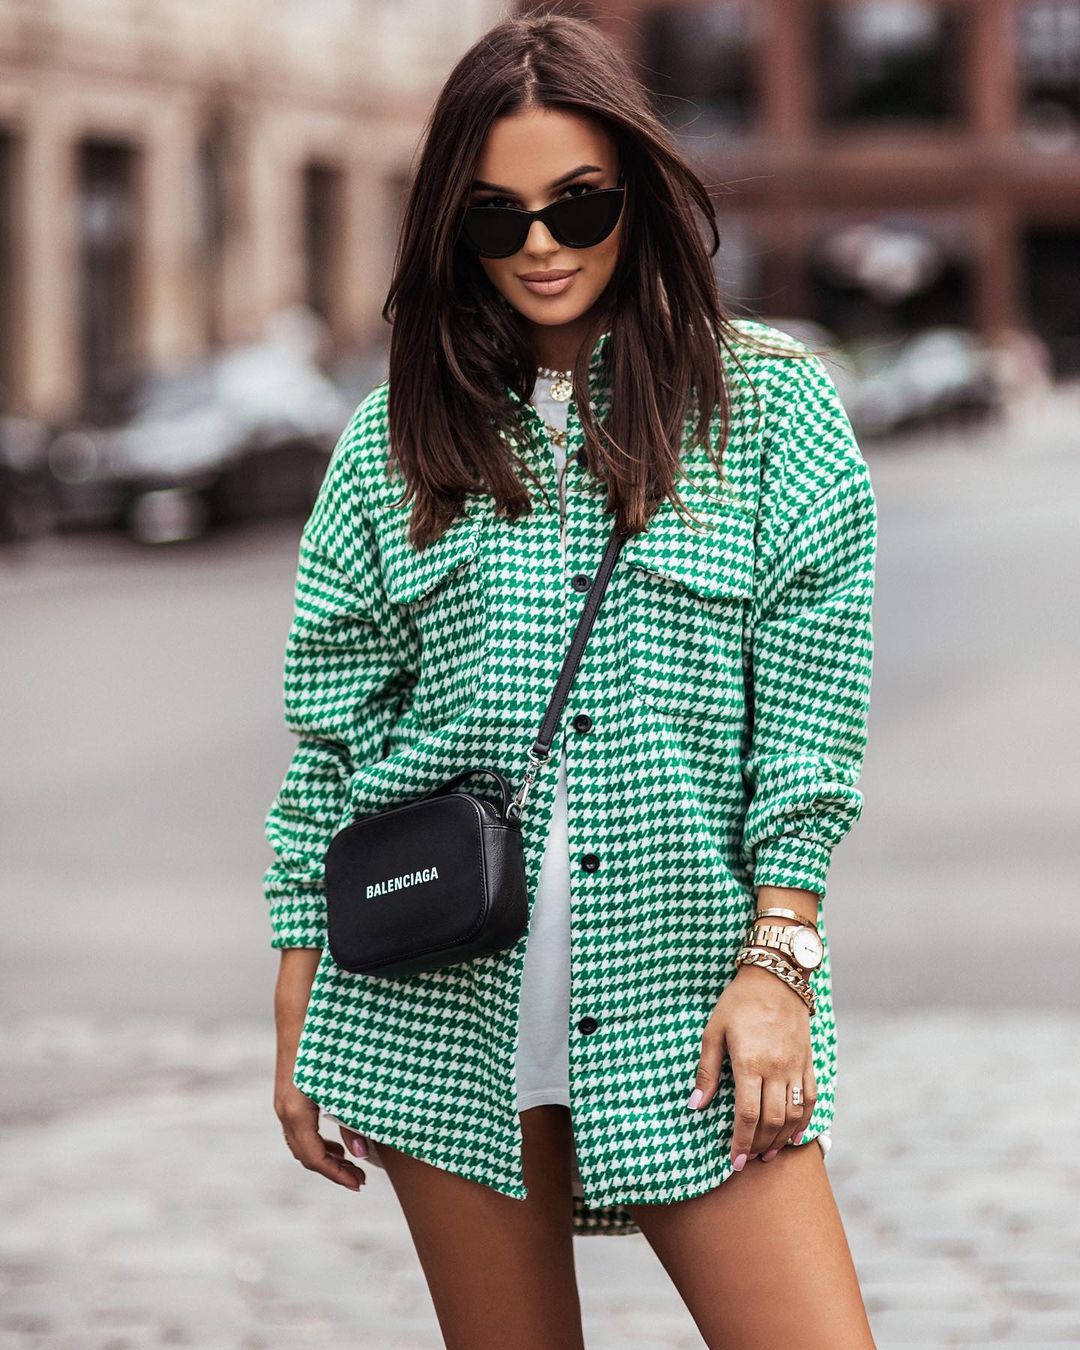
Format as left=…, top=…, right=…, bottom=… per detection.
left=4, top=0, right=1079, bottom=424
left=584, top=0, right=1080, bottom=373
left=0, top=0, right=503, bottom=421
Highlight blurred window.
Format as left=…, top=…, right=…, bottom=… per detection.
left=1023, top=226, right=1080, bottom=374
left=642, top=2, right=761, bottom=134
left=197, top=114, right=230, bottom=348
left=816, top=1, right=968, bottom=125
left=0, top=129, right=15, bottom=411
left=302, top=161, right=346, bottom=340
left=1017, top=2, right=1080, bottom=151
left=77, top=139, right=140, bottom=423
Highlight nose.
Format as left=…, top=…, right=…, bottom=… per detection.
left=523, top=218, right=558, bottom=255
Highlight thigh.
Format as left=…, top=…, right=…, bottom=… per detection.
left=373, top=1104, right=584, bottom=1350
left=626, top=1140, right=876, bottom=1350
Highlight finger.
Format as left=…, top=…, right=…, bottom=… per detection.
left=754, top=1072, right=793, bottom=1160
left=339, top=1127, right=369, bottom=1159
left=687, top=1021, right=727, bottom=1112
left=284, top=1112, right=365, bottom=1190
left=791, top=1061, right=819, bottom=1146
left=729, top=1060, right=763, bottom=1171
left=781, top=1078, right=808, bottom=1148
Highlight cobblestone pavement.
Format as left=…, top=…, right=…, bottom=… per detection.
left=2, top=1008, right=1077, bottom=1350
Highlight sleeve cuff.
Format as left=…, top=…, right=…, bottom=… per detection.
left=751, top=835, right=833, bottom=902
left=268, top=890, right=327, bottom=950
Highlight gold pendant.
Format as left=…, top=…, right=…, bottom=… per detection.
left=549, top=374, right=573, bottom=402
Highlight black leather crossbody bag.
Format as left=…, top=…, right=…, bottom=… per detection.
left=323, top=519, right=628, bottom=979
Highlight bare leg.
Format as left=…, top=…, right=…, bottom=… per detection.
left=626, top=1140, right=876, bottom=1350
left=373, top=1104, right=584, bottom=1350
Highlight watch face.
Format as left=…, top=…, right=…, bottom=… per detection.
left=791, top=927, right=824, bottom=970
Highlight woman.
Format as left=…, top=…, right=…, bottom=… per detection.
left=265, top=12, right=878, bottom=1349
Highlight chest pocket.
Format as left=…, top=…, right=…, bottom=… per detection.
left=381, top=512, right=487, bottom=728
left=619, top=506, right=756, bottom=722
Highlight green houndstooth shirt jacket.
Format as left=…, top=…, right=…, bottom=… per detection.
left=262, top=318, right=877, bottom=1236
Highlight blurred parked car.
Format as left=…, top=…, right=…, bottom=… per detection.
left=763, top=318, right=1005, bottom=439
left=45, top=311, right=353, bottom=544
left=847, top=327, right=1004, bottom=437
left=0, top=412, right=55, bottom=544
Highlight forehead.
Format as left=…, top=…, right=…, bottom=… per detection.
left=474, top=106, right=615, bottom=190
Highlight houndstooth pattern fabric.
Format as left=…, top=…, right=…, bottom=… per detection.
left=262, top=318, right=877, bottom=1236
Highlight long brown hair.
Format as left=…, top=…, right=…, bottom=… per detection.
left=383, top=7, right=808, bottom=549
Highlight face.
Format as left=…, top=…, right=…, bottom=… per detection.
left=467, top=105, right=624, bottom=358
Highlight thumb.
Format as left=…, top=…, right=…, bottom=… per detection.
left=339, top=1127, right=369, bottom=1159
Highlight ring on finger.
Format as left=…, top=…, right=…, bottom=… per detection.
left=790, top=1082, right=803, bottom=1107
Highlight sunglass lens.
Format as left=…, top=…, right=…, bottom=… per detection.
left=460, top=208, right=525, bottom=259
left=549, top=190, right=624, bottom=248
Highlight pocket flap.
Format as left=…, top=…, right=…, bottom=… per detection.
left=381, top=514, right=483, bottom=606
left=621, top=503, right=756, bottom=600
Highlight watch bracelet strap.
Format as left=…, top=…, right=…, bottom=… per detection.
left=748, top=921, right=820, bottom=948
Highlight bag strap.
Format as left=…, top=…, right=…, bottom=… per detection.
left=506, top=518, right=628, bottom=823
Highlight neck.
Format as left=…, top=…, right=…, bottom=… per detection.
left=526, top=304, right=609, bottom=372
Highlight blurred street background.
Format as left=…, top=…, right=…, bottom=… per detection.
left=2, top=1, right=1079, bottom=1347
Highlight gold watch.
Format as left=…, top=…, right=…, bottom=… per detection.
left=745, top=920, right=824, bottom=973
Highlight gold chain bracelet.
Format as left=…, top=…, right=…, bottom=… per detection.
left=734, top=945, right=818, bottom=1016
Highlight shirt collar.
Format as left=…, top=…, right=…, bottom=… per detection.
left=586, top=327, right=611, bottom=378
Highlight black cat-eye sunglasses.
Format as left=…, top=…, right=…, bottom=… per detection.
left=458, top=173, right=626, bottom=260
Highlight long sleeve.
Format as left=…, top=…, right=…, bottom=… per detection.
left=739, top=351, right=878, bottom=903
left=262, top=407, right=413, bottom=948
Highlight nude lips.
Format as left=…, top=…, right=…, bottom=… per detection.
left=520, top=272, right=579, bottom=296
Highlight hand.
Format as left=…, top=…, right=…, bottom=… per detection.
left=274, top=1078, right=367, bottom=1192
left=689, top=963, right=817, bottom=1171
left=273, top=948, right=365, bottom=1191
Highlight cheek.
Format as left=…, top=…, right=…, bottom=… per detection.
left=587, top=228, right=621, bottom=285
left=480, top=258, right=514, bottom=296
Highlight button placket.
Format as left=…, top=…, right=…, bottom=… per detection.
left=558, top=375, right=613, bottom=1126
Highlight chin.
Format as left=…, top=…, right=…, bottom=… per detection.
left=511, top=295, right=600, bottom=327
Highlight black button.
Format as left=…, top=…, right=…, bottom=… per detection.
left=575, top=447, right=588, bottom=469
left=572, top=713, right=593, bottom=733
left=577, top=1015, right=598, bottom=1035
left=581, top=853, right=600, bottom=872
left=571, top=573, right=591, bottom=592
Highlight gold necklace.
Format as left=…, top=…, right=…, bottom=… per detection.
left=536, top=366, right=571, bottom=446
left=537, top=363, right=573, bottom=402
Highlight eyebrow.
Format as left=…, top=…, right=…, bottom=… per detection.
left=469, top=164, right=605, bottom=194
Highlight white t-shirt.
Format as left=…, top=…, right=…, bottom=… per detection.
left=514, top=373, right=573, bottom=1112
